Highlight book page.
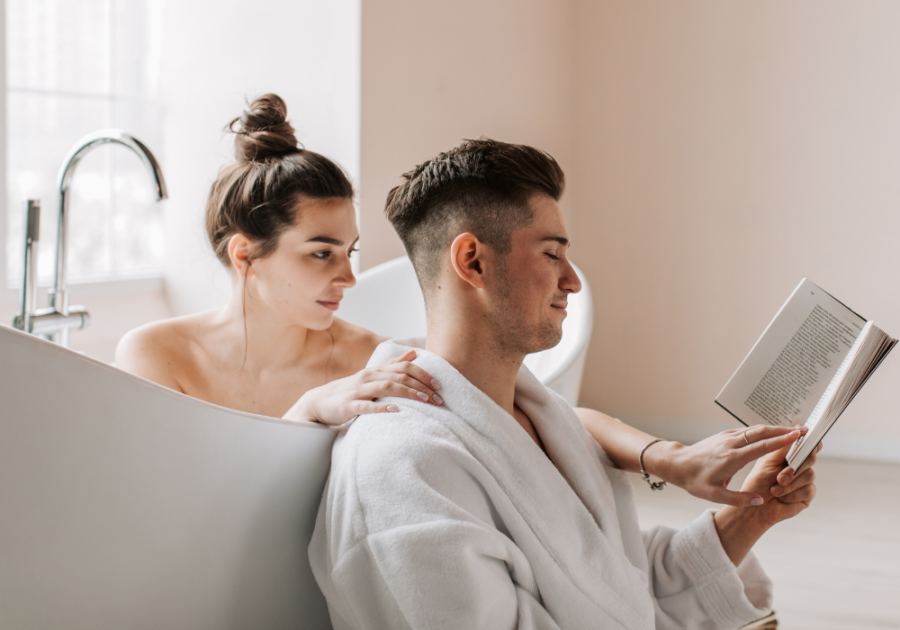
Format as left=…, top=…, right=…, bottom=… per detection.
left=716, top=279, right=865, bottom=427
left=786, top=323, right=896, bottom=470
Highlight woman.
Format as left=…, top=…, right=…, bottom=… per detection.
left=118, top=94, right=811, bottom=505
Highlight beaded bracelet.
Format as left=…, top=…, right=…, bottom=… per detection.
left=639, top=437, right=668, bottom=491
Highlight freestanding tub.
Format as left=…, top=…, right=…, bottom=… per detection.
left=0, top=257, right=592, bottom=629
left=0, top=324, right=335, bottom=630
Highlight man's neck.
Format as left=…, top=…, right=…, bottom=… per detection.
left=425, top=320, right=524, bottom=417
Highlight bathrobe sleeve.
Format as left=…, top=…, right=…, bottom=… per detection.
left=641, top=510, right=774, bottom=630
left=318, top=418, right=561, bottom=630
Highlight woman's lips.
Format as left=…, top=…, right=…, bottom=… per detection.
left=317, top=300, right=342, bottom=311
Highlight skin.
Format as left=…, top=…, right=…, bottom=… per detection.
left=116, top=197, right=443, bottom=423
left=426, top=192, right=818, bottom=567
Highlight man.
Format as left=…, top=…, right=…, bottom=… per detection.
left=309, top=139, right=817, bottom=629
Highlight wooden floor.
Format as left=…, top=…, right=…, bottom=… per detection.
left=629, top=457, right=900, bottom=630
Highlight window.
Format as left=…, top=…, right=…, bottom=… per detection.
left=5, top=0, right=165, bottom=287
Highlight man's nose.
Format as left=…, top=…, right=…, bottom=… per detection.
left=561, top=260, right=582, bottom=294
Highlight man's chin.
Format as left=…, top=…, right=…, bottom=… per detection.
left=527, top=326, right=563, bottom=355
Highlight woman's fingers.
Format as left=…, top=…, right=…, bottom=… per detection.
left=732, top=426, right=807, bottom=466
left=712, top=489, right=765, bottom=507
left=385, top=349, right=418, bottom=365
left=350, top=400, right=401, bottom=417
left=384, top=372, right=442, bottom=404
left=362, top=379, right=443, bottom=406
left=379, top=361, right=442, bottom=392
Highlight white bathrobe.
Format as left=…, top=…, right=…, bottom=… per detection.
left=309, top=340, right=773, bottom=630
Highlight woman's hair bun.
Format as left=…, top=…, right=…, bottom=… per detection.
left=230, top=94, right=302, bottom=162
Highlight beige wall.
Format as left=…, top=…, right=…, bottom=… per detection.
left=359, top=0, right=900, bottom=446
left=569, top=1, right=900, bottom=438
left=359, top=0, right=576, bottom=269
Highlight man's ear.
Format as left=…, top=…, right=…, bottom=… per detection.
left=449, top=233, right=486, bottom=289
left=227, top=233, right=254, bottom=277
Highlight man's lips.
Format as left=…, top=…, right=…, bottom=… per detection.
left=551, top=302, right=568, bottom=314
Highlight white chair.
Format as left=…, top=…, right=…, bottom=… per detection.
left=340, top=256, right=593, bottom=406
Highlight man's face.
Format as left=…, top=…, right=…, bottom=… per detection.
left=486, top=194, right=582, bottom=357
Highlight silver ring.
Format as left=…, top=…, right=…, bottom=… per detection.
left=742, top=430, right=751, bottom=446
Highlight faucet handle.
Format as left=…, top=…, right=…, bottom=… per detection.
left=25, top=199, right=40, bottom=243
left=15, top=199, right=42, bottom=332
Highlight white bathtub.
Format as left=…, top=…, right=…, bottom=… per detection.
left=0, top=324, right=335, bottom=630
left=0, top=258, right=592, bottom=629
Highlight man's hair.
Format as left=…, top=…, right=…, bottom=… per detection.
left=384, top=138, right=565, bottom=291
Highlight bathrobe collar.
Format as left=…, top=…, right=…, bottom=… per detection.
left=369, top=338, right=654, bottom=627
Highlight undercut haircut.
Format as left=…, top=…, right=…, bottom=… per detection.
left=384, top=138, right=565, bottom=293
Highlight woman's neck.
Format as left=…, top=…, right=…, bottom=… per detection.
left=217, top=286, right=324, bottom=377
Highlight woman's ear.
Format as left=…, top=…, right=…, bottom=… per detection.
left=227, top=233, right=254, bottom=277
left=449, top=233, right=487, bottom=289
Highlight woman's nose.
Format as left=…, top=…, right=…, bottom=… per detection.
left=336, top=260, right=356, bottom=288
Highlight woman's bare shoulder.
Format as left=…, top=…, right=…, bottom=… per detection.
left=115, top=312, right=214, bottom=392
left=331, top=317, right=387, bottom=362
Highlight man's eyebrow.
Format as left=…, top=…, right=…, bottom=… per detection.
left=542, top=236, right=570, bottom=247
left=307, top=235, right=360, bottom=246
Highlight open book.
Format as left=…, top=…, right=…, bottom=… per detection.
left=716, top=279, right=896, bottom=471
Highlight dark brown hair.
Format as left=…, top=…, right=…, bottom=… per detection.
left=206, top=94, right=354, bottom=267
left=384, top=138, right=565, bottom=290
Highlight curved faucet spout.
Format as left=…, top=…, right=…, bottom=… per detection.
left=57, top=129, right=168, bottom=201
left=50, top=129, right=168, bottom=346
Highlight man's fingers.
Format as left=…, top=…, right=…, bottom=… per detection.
left=776, top=441, right=822, bottom=485
left=771, top=468, right=815, bottom=498
left=777, top=482, right=816, bottom=505
left=776, top=466, right=794, bottom=486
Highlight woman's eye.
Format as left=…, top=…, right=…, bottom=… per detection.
left=348, top=247, right=360, bottom=257
left=313, top=251, right=332, bottom=260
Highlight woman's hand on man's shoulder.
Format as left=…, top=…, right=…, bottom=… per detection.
left=283, top=349, right=443, bottom=426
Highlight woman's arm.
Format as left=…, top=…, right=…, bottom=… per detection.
left=575, top=407, right=808, bottom=507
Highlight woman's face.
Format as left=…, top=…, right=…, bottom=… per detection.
left=247, top=197, right=359, bottom=330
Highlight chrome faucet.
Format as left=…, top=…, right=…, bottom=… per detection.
left=12, top=129, right=168, bottom=347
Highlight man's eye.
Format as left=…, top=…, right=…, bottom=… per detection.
left=546, top=253, right=561, bottom=261
left=314, top=251, right=332, bottom=260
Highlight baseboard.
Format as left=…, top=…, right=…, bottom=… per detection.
left=621, top=417, right=900, bottom=464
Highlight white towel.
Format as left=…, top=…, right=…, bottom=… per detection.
left=310, top=339, right=773, bottom=630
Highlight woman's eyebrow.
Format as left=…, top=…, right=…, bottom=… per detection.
left=305, top=235, right=361, bottom=247
left=306, top=236, right=343, bottom=245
